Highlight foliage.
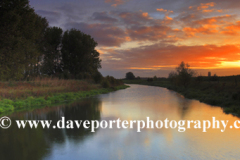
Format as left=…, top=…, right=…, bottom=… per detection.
left=61, top=29, right=101, bottom=78
left=101, top=79, right=110, bottom=88
left=168, top=61, right=195, bottom=87
left=93, top=71, right=103, bottom=83
left=126, top=72, right=135, bottom=80
left=209, top=74, right=219, bottom=81
left=0, top=0, right=48, bottom=80
left=41, top=27, right=63, bottom=75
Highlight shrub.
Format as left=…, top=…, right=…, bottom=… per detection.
left=125, top=72, right=135, bottom=80
left=101, top=79, right=110, bottom=88
left=93, top=71, right=103, bottom=83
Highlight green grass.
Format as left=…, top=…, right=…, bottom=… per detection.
left=0, top=85, right=129, bottom=114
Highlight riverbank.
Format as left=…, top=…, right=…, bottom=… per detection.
left=124, top=79, right=240, bottom=116
left=0, top=78, right=129, bottom=114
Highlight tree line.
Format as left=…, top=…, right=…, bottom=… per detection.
left=0, top=0, right=101, bottom=81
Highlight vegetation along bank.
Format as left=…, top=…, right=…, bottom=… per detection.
left=124, top=62, right=240, bottom=117
left=0, top=77, right=129, bottom=114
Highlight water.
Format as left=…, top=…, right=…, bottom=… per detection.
left=1, top=84, right=240, bottom=159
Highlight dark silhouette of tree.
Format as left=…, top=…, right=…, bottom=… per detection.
left=41, top=27, right=63, bottom=75
left=168, top=61, right=195, bottom=87
left=61, top=29, right=101, bottom=78
left=153, top=75, right=157, bottom=81
left=126, top=72, right=135, bottom=80
left=0, top=0, right=48, bottom=80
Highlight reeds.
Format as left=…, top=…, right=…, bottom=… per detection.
left=0, top=77, right=97, bottom=100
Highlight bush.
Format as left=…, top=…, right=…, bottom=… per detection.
left=106, top=76, right=116, bottom=85
left=101, top=79, right=110, bottom=88
left=93, top=71, right=103, bottom=83
left=126, top=72, right=135, bottom=80
left=147, top=78, right=153, bottom=82
left=63, top=70, right=71, bottom=79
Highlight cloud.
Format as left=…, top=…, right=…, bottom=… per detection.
left=64, top=22, right=126, bottom=46
left=91, top=12, right=118, bottom=23
left=118, top=11, right=152, bottom=25
left=188, top=2, right=225, bottom=13
left=221, top=21, right=240, bottom=35
left=156, top=8, right=168, bottom=12
left=101, top=44, right=240, bottom=72
left=105, top=0, right=126, bottom=7
left=182, top=15, right=234, bottom=37
left=156, top=8, right=173, bottom=14
left=36, top=10, right=61, bottom=24
left=126, top=25, right=168, bottom=41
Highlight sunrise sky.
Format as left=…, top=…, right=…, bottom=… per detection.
left=29, top=0, right=240, bottom=78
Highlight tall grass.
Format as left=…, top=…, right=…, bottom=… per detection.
left=0, top=77, right=96, bottom=100
left=0, top=77, right=129, bottom=114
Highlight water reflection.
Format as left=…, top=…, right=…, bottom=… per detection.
left=0, top=84, right=240, bottom=160
left=0, top=98, right=102, bottom=160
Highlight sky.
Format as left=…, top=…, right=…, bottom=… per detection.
left=29, top=0, right=240, bottom=78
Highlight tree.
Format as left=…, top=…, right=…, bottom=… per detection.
left=0, top=0, right=48, bottom=80
left=61, top=29, right=101, bottom=78
left=41, top=27, right=63, bottom=75
left=126, top=72, right=135, bottom=80
left=168, top=61, right=195, bottom=87
left=153, top=75, right=157, bottom=81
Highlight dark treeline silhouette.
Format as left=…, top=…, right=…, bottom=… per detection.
left=0, top=0, right=101, bottom=81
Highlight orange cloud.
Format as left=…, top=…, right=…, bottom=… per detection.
left=197, top=2, right=215, bottom=10
left=156, top=8, right=168, bottom=12
left=125, top=36, right=131, bottom=41
left=189, top=2, right=223, bottom=13
left=183, top=26, right=218, bottom=37
left=165, top=16, right=173, bottom=20
left=202, top=9, right=223, bottom=13
left=142, top=12, right=149, bottom=18
left=156, top=8, right=173, bottom=15
left=183, top=15, right=234, bottom=37
left=105, top=0, right=126, bottom=7
left=221, top=21, right=240, bottom=35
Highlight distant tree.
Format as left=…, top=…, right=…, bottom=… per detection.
left=61, top=29, right=101, bottom=78
left=41, top=27, right=63, bottom=75
left=126, top=72, right=135, bottom=80
left=168, top=61, right=195, bottom=87
left=175, top=61, right=195, bottom=87
left=153, top=75, right=157, bottom=81
left=0, top=0, right=48, bottom=80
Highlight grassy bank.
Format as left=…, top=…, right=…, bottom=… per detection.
left=124, top=78, right=240, bottom=116
left=0, top=77, right=129, bottom=114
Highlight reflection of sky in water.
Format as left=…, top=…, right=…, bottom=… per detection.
left=2, top=84, right=240, bottom=160
left=48, top=84, right=240, bottom=159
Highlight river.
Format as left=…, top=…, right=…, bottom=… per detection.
left=0, top=84, right=240, bottom=159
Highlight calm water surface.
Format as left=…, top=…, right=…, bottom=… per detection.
left=1, top=84, right=240, bottom=159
